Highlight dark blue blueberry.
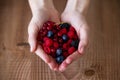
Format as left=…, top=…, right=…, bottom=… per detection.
left=56, top=56, right=64, bottom=63
left=47, top=30, right=54, bottom=38
left=71, top=40, right=79, bottom=48
left=59, top=23, right=70, bottom=29
left=56, top=48, right=63, bottom=56
left=62, top=34, right=68, bottom=42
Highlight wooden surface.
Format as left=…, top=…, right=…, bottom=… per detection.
left=0, top=0, right=120, bottom=80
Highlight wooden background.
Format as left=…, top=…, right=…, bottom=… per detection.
left=0, top=0, right=120, bottom=80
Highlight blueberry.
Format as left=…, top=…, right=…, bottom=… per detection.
left=59, top=23, right=70, bottom=29
left=47, top=30, right=54, bottom=38
left=56, top=48, right=63, bottom=56
left=56, top=56, right=64, bottom=63
left=62, top=34, right=68, bottom=42
left=71, top=40, right=79, bottom=48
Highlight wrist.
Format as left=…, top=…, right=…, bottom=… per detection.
left=64, top=0, right=90, bottom=15
left=28, top=0, right=55, bottom=15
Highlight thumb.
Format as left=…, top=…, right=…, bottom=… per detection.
left=78, top=25, right=89, bottom=54
left=28, top=22, right=39, bottom=52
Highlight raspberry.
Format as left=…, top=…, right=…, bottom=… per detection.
left=68, top=47, right=76, bottom=54
left=58, top=38, right=63, bottom=43
left=63, top=43, right=70, bottom=50
left=69, top=26, right=75, bottom=32
left=44, top=47, right=51, bottom=54
left=60, top=28, right=67, bottom=34
left=45, top=38, right=53, bottom=47
left=46, top=21, right=55, bottom=27
left=43, top=37, right=49, bottom=41
left=67, top=39, right=72, bottom=44
left=67, top=31, right=75, bottom=39
left=57, top=32, right=62, bottom=36
left=63, top=52, right=69, bottom=58
left=53, top=42, right=59, bottom=48
left=51, top=47, right=56, bottom=53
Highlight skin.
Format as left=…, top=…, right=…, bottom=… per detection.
left=28, top=0, right=90, bottom=72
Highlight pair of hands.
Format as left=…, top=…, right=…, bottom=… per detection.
left=28, top=7, right=89, bottom=72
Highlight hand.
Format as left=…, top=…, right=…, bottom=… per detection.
left=59, top=10, right=89, bottom=72
left=28, top=6, right=60, bottom=71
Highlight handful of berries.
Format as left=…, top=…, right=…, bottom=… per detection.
left=37, top=21, right=79, bottom=64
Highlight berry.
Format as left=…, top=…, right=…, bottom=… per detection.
left=63, top=52, right=69, bottom=58
left=57, top=32, right=62, bottom=36
left=68, top=47, right=76, bottom=54
left=51, top=48, right=56, bottom=53
left=46, top=21, right=55, bottom=27
left=67, top=39, right=72, bottom=44
left=56, top=48, right=63, bottom=56
left=71, top=40, right=79, bottom=48
left=58, top=38, right=63, bottom=43
left=59, top=23, right=70, bottom=29
left=62, top=34, right=68, bottom=42
left=67, top=31, right=75, bottom=39
left=53, top=42, right=59, bottom=48
left=44, top=47, right=51, bottom=54
left=43, top=37, right=49, bottom=41
left=56, top=56, right=64, bottom=63
left=63, top=43, right=70, bottom=50
left=47, top=30, right=54, bottom=38
left=69, top=26, right=75, bottom=32
left=45, top=38, right=53, bottom=47
left=60, top=28, right=67, bottom=34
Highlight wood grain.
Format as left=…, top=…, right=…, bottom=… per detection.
left=0, top=0, right=120, bottom=80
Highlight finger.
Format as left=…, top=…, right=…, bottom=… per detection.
left=59, top=51, right=81, bottom=72
left=78, top=25, right=89, bottom=54
left=35, top=45, right=59, bottom=71
left=28, top=22, right=39, bottom=52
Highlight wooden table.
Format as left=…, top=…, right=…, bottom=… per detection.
left=0, top=0, right=120, bottom=80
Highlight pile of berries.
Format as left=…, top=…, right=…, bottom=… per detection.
left=37, top=21, right=79, bottom=64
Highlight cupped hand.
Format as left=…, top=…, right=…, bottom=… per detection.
left=59, top=11, right=89, bottom=72
left=28, top=7, right=60, bottom=71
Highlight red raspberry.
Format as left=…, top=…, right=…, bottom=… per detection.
left=57, top=32, right=62, bottom=36
left=46, top=21, right=55, bottom=27
left=69, top=26, right=75, bottom=32
left=60, top=28, right=67, bottom=34
left=68, top=47, right=76, bottom=54
left=47, top=26, right=52, bottom=30
left=63, top=52, right=69, bottom=58
left=44, top=47, right=51, bottom=54
left=63, top=43, right=70, bottom=50
left=73, top=35, right=78, bottom=39
left=58, top=38, right=63, bottom=43
left=53, top=42, right=59, bottom=48
left=51, top=47, right=56, bottom=53
left=43, top=37, right=49, bottom=41
left=67, top=39, right=72, bottom=44
left=45, top=38, right=53, bottom=47
left=67, top=31, right=75, bottom=39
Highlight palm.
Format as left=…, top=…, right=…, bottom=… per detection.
left=58, top=11, right=89, bottom=71
left=28, top=8, right=60, bottom=71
